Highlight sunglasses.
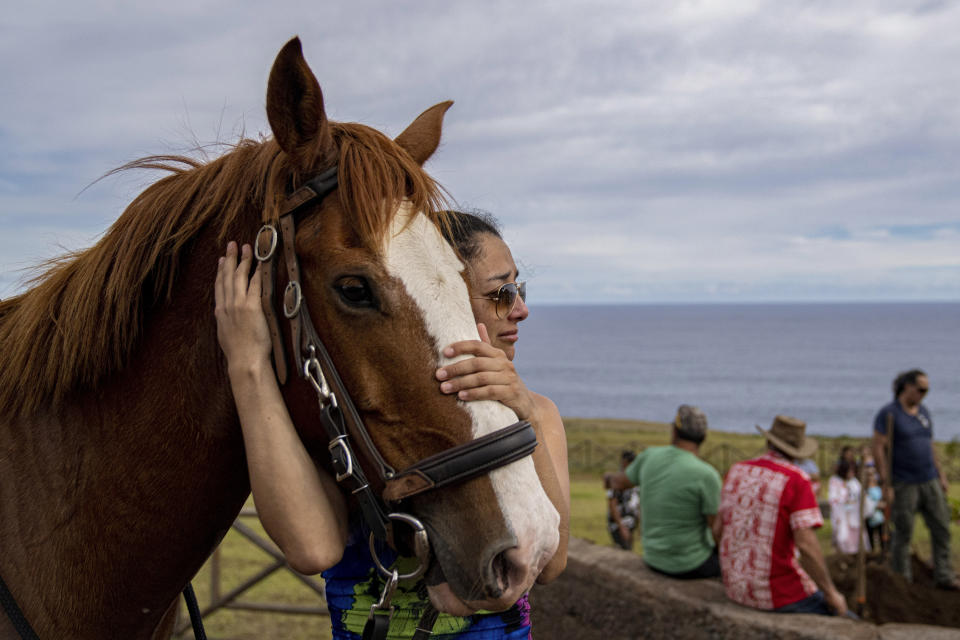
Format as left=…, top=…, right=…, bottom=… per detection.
left=915, top=386, right=929, bottom=394
left=472, top=281, right=526, bottom=318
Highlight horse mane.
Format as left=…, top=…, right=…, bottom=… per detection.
left=0, top=121, right=447, bottom=417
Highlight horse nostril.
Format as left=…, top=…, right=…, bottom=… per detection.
left=491, top=550, right=510, bottom=590
left=485, top=547, right=526, bottom=599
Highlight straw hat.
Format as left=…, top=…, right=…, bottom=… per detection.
left=755, top=415, right=818, bottom=459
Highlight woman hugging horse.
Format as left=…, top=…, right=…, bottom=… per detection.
left=0, top=37, right=563, bottom=639
left=215, top=210, right=569, bottom=639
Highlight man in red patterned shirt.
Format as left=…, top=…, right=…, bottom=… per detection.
left=714, top=415, right=847, bottom=616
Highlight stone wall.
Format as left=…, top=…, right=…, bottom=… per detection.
left=529, top=538, right=960, bottom=640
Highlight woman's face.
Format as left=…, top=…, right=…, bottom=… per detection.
left=466, top=233, right=529, bottom=361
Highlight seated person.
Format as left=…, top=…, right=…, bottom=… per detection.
left=715, top=416, right=847, bottom=616
left=604, top=450, right=640, bottom=550
left=607, top=405, right=722, bottom=579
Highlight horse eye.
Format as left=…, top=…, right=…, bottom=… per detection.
left=336, top=277, right=375, bottom=307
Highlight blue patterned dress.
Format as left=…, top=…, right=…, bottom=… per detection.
left=322, top=530, right=531, bottom=639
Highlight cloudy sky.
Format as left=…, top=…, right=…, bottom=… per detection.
left=2, top=1, right=959, bottom=303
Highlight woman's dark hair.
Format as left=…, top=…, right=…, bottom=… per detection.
left=893, top=369, right=926, bottom=397
left=621, top=450, right=636, bottom=464
left=836, top=457, right=857, bottom=479
left=440, top=210, right=502, bottom=261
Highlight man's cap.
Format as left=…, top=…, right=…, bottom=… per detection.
left=673, top=405, right=708, bottom=442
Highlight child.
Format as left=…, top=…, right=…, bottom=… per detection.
left=863, top=465, right=885, bottom=552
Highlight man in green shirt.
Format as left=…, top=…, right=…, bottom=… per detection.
left=607, top=405, right=722, bottom=578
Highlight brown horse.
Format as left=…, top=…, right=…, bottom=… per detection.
left=0, top=38, right=559, bottom=639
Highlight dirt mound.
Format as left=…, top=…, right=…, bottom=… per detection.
left=828, top=553, right=960, bottom=629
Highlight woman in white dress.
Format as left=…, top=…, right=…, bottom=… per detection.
left=828, top=456, right=875, bottom=554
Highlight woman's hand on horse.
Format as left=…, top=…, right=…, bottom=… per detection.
left=214, top=242, right=271, bottom=373
left=436, top=324, right=536, bottom=421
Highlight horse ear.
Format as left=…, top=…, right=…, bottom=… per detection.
left=395, top=101, right=454, bottom=166
left=266, top=37, right=332, bottom=168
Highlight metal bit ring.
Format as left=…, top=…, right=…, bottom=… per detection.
left=368, top=513, right=431, bottom=581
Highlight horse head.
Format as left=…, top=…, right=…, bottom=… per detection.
left=262, top=38, right=559, bottom=614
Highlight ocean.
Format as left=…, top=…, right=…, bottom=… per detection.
left=516, top=302, right=960, bottom=441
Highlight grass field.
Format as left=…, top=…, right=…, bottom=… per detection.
left=174, top=419, right=960, bottom=639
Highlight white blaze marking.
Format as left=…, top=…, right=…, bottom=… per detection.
left=382, top=205, right=559, bottom=557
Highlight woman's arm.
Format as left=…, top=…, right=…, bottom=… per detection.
left=215, top=242, right=348, bottom=574
left=529, top=393, right=570, bottom=583
left=436, top=324, right=537, bottom=419
left=436, top=326, right=569, bottom=583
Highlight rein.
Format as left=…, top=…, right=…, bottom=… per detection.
left=255, top=164, right=538, bottom=638
left=0, top=573, right=39, bottom=640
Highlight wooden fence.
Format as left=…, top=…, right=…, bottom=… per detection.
left=174, top=507, right=328, bottom=636
left=570, top=438, right=960, bottom=481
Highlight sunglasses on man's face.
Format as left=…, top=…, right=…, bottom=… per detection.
left=915, top=386, right=929, bottom=394
left=472, top=281, right=526, bottom=318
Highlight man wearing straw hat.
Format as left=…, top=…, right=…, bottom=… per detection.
left=714, top=415, right=848, bottom=616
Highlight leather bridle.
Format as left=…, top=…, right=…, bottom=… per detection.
left=255, top=164, right=539, bottom=637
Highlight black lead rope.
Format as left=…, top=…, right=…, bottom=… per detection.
left=182, top=583, right=207, bottom=640
left=362, top=612, right=392, bottom=640
left=0, top=572, right=39, bottom=640
left=361, top=586, right=439, bottom=640
left=412, top=604, right=440, bottom=640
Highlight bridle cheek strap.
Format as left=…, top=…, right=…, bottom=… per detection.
left=256, top=165, right=339, bottom=385
left=383, top=421, right=537, bottom=502
left=256, top=225, right=287, bottom=385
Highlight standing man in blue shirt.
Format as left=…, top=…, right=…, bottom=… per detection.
left=872, top=369, right=959, bottom=590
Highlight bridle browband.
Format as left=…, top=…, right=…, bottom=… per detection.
left=255, top=164, right=539, bottom=637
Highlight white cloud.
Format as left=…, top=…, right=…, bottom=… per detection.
left=2, top=0, right=960, bottom=301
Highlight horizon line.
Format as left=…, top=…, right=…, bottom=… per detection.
left=531, top=299, right=960, bottom=306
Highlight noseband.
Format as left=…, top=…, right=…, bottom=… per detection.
left=256, top=164, right=538, bottom=568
